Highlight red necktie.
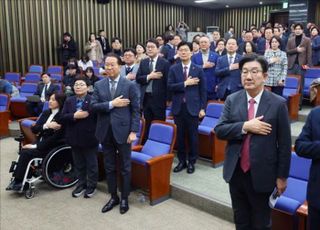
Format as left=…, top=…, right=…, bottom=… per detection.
left=240, top=98, right=255, bottom=173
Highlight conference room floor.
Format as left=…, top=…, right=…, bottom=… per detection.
left=0, top=137, right=234, bottom=230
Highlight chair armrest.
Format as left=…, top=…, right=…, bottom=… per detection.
left=131, top=145, right=143, bottom=151
left=147, top=153, right=174, bottom=166
left=18, top=117, right=38, bottom=123
left=296, top=201, right=308, bottom=216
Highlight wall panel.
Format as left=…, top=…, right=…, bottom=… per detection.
left=0, top=0, right=282, bottom=75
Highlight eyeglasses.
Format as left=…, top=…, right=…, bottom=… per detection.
left=74, top=83, right=87, bottom=87
left=241, top=69, right=263, bottom=76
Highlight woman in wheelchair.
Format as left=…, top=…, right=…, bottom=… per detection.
left=7, top=93, right=66, bottom=191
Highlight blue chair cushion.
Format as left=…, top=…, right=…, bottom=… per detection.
left=281, top=177, right=308, bottom=204
left=21, top=119, right=36, bottom=128
left=282, top=88, right=296, bottom=99
left=206, top=103, right=224, bottom=118
left=0, top=94, right=9, bottom=110
left=141, top=140, right=170, bottom=158
left=10, top=97, right=27, bottom=103
left=285, top=77, right=298, bottom=88
left=290, top=152, right=311, bottom=180
left=131, top=151, right=152, bottom=164
left=148, top=123, right=173, bottom=145
left=274, top=196, right=302, bottom=215
left=198, top=125, right=213, bottom=135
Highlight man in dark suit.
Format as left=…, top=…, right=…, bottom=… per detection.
left=295, top=107, right=320, bottom=230
left=168, top=41, right=207, bottom=174
left=97, top=29, right=111, bottom=57
left=214, top=54, right=291, bottom=229
left=91, top=54, right=140, bottom=214
left=215, top=38, right=242, bottom=100
left=26, top=73, right=59, bottom=116
left=191, top=35, right=219, bottom=100
left=136, top=38, right=170, bottom=140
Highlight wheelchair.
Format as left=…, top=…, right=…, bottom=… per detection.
left=7, top=144, right=78, bottom=199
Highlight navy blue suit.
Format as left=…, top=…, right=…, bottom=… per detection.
left=136, top=56, right=170, bottom=140
left=215, top=53, right=242, bottom=100
left=91, top=77, right=140, bottom=198
left=191, top=51, right=219, bottom=100
left=168, top=62, right=207, bottom=164
left=62, top=94, right=99, bottom=189
left=295, top=107, right=320, bottom=229
left=311, top=35, right=320, bottom=66
left=252, top=37, right=266, bottom=55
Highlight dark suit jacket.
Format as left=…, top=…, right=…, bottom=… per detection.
left=215, top=53, right=242, bottom=99
left=311, top=35, right=320, bottom=66
left=31, top=109, right=65, bottom=152
left=214, top=90, right=291, bottom=193
left=97, top=36, right=111, bottom=55
left=167, top=63, right=207, bottom=116
left=90, top=77, right=140, bottom=144
left=286, top=34, right=312, bottom=69
left=191, top=51, right=219, bottom=98
left=35, top=83, right=59, bottom=100
left=136, top=56, right=170, bottom=108
left=61, top=94, right=98, bottom=148
left=295, top=107, right=320, bottom=209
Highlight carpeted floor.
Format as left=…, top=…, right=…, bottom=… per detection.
left=0, top=137, right=234, bottom=230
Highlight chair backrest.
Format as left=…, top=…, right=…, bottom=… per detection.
left=28, top=65, right=43, bottom=74
left=303, top=68, right=320, bottom=97
left=132, top=118, right=145, bottom=146
left=20, top=83, right=38, bottom=97
left=0, top=94, right=10, bottom=111
left=93, top=67, right=100, bottom=76
left=24, top=73, right=41, bottom=83
left=283, top=77, right=299, bottom=98
left=47, top=65, right=63, bottom=75
left=4, top=72, right=20, bottom=85
left=281, top=152, right=311, bottom=204
left=200, top=103, right=224, bottom=128
left=53, top=83, right=63, bottom=93
left=50, top=73, right=63, bottom=82
left=141, top=122, right=176, bottom=157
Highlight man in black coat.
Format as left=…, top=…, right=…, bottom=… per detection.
left=60, top=32, right=78, bottom=68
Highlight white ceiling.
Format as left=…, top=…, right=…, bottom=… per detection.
left=156, top=0, right=284, bottom=9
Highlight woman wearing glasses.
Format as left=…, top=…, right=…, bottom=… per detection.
left=61, top=77, right=99, bottom=198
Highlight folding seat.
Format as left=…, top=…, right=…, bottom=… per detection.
left=283, top=76, right=301, bottom=120
left=4, top=72, right=21, bottom=87
left=303, top=68, right=320, bottom=99
left=198, top=102, right=226, bottom=167
left=131, top=121, right=176, bottom=205
left=0, top=94, right=11, bottom=137
left=10, top=83, right=37, bottom=118
left=271, top=152, right=311, bottom=230
left=28, top=65, right=43, bottom=74
left=47, top=65, right=63, bottom=75
left=24, top=73, right=41, bottom=83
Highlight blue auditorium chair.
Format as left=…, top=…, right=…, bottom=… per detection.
left=131, top=121, right=176, bottom=205
left=50, top=74, right=63, bottom=82
left=271, top=152, right=311, bottom=229
left=303, top=68, right=320, bottom=99
left=4, top=72, right=21, bottom=87
left=0, top=94, right=11, bottom=137
left=28, top=65, right=43, bottom=74
left=283, top=76, right=301, bottom=120
left=47, top=65, right=63, bottom=75
left=24, top=73, right=41, bottom=83
left=198, top=102, right=226, bottom=167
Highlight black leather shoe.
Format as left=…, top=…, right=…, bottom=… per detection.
left=187, top=162, right=195, bottom=174
left=173, top=162, right=187, bottom=173
left=119, top=199, right=129, bottom=214
left=101, top=197, right=120, bottom=213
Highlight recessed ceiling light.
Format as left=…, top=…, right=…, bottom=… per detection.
left=225, top=5, right=229, bottom=8
left=195, top=0, right=216, bottom=3
left=259, top=1, right=263, bottom=4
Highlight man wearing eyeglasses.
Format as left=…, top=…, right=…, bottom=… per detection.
left=215, top=54, right=291, bottom=230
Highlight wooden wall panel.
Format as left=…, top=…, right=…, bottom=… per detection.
left=0, top=0, right=282, bottom=75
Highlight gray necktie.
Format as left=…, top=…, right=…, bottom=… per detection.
left=110, top=80, right=116, bottom=98
left=229, top=55, right=233, bottom=65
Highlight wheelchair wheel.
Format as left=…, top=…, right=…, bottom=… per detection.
left=25, top=188, right=35, bottom=199
left=42, top=145, right=78, bottom=189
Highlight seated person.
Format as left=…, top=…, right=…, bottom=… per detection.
left=63, top=64, right=78, bottom=96
left=26, top=73, right=59, bottom=116
left=0, top=78, right=13, bottom=94
left=7, top=93, right=66, bottom=191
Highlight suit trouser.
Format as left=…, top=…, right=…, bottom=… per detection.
left=229, top=161, right=272, bottom=230
left=143, top=93, right=166, bottom=142
left=72, top=146, right=98, bottom=189
left=102, top=128, right=131, bottom=199
left=14, top=148, right=46, bottom=181
left=308, top=205, right=320, bottom=230
left=174, top=103, right=199, bottom=164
